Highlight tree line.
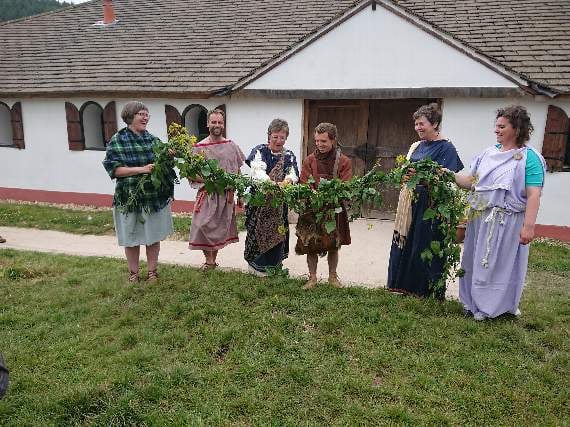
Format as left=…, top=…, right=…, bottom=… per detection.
left=0, top=0, right=73, bottom=23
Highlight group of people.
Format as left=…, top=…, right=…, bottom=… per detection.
left=103, top=101, right=545, bottom=321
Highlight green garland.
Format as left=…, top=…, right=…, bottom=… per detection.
left=120, top=124, right=467, bottom=292
left=388, top=155, right=467, bottom=294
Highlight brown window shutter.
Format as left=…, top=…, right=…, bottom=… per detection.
left=165, top=104, right=182, bottom=135
left=215, top=103, right=227, bottom=137
left=10, top=102, right=25, bottom=149
left=103, top=101, right=118, bottom=145
left=65, top=102, right=84, bottom=151
left=542, top=105, right=569, bottom=172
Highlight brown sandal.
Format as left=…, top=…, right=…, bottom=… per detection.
left=128, top=271, right=139, bottom=282
left=147, top=270, right=159, bottom=281
left=200, top=263, right=218, bottom=271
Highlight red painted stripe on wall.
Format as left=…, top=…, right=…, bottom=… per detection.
left=535, top=224, right=570, bottom=242
left=0, top=187, right=195, bottom=213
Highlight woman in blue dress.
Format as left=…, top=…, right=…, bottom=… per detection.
left=244, top=119, right=299, bottom=276
left=387, top=103, right=464, bottom=299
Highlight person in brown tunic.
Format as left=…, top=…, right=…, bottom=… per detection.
left=296, top=122, right=352, bottom=289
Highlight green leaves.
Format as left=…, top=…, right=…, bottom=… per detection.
left=385, top=158, right=469, bottom=295
left=325, top=220, right=337, bottom=234
left=423, top=208, right=436, bottom=220
left=119, top=132, right=467, bottom=296
left=150, top=173, right=161, bottom=190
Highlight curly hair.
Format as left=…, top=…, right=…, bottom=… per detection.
left=267, top=118, right=289, bottom=137
left=496, top=105, right=534, bottom=147
left=121, top=101, right=148, bottom=125
left=314, top=122, right=337, bottom=140
left=412, top=103, right=442, bottom=130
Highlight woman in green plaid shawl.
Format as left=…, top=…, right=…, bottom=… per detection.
left=103, top=101, right=174, bottom=282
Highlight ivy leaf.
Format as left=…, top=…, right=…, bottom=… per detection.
left=423, top=208, right=436, bottom=220
left=430, top=240, right=441, bottom=256
left=200, top=164, right=212, bottom=177
left=325, top=220, right=337, bottom=234
left=204, top=181, right=216, bottom=194
left=420, top=249, right=433, bottom=264
left=151, top=174, right=161, bottom=189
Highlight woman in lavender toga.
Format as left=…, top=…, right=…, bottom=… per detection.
left=453, top=105, right=546, bottom=320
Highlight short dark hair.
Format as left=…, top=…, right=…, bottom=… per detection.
left=496, top=105, right=534, bottom=147
left=121, top=101, right=147, bottom=125
left=413, top=103, right=442, bottom=130
left=207, top=108, right=225, bottom=122
left=314, top=122, right=337, bottom=140
left=267, top=118, right=289, bottom=137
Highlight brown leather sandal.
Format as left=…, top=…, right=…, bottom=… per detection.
left=128, top=271, right=139, bottom=282
left=147, top=270, right=159, bottom=281
left=200, top=262, right=218, bottom=271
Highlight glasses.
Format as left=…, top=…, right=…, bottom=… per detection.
left=270, top=135, right=287, bottom=142
left=136, top=112, right=150, bottom=118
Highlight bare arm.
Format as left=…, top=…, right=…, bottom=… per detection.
left=114, top=164, right=154, bottom=177
left=520, top=186, right=542, bottom=245
left=453, top=172, right=475, bottom=190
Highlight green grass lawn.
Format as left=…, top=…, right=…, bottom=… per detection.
left=0, top=201, right=245, bottom=239
left=0, top=242, right=568, bottom=425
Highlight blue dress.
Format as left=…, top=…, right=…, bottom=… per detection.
left=244, top=144, right=299, bottom=273
left=387, top=139, right=464, bottom=298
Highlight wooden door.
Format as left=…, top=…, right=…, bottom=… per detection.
left=367, top=99, right=432, bottom=212
left=305, top=100, right=369, bottom=177
left=303, top=98, right=434, bottom=216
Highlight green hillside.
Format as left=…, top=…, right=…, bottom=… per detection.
left=0, top=0, right=73, bottom=23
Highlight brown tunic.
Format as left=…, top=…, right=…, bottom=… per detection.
left=295, top=148, right=352, bottom=254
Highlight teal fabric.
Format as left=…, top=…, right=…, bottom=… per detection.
left=525, top=148, right=544, bottom=187
left=113, top=204, right=173, bottom=247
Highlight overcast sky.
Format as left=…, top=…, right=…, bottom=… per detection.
left=65, top=0, right=91, bottom=4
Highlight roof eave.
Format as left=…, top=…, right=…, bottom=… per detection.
left=0, top=88, right=219, bottom=99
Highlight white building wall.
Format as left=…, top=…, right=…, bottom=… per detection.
left=442, top=98, right=570, bottom=226
left=246, top=6, right=518, bottom=90
left=1, top=96, right=568, bottom=226
left=0, top=97, right=303, bottom=205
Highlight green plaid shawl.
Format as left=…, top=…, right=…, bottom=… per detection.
left=102, top=128, right=175, bottom=213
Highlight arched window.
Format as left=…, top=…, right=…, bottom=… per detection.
left=0, top=101, right=24, bottom=149
left=165, top=103, right=226, bottom=140
left=81, top=102, right=105, bottom=149
left=0, top=102, right=13, bottom=146
left=65, top=101, right=117, bottom=151
left=182, top=104, right=208, bottom=140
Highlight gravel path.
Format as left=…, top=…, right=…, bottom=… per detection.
left=0, top=219, right=460, bottom=299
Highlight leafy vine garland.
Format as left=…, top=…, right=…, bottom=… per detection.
left=119, top=124, right=467, bottom=293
